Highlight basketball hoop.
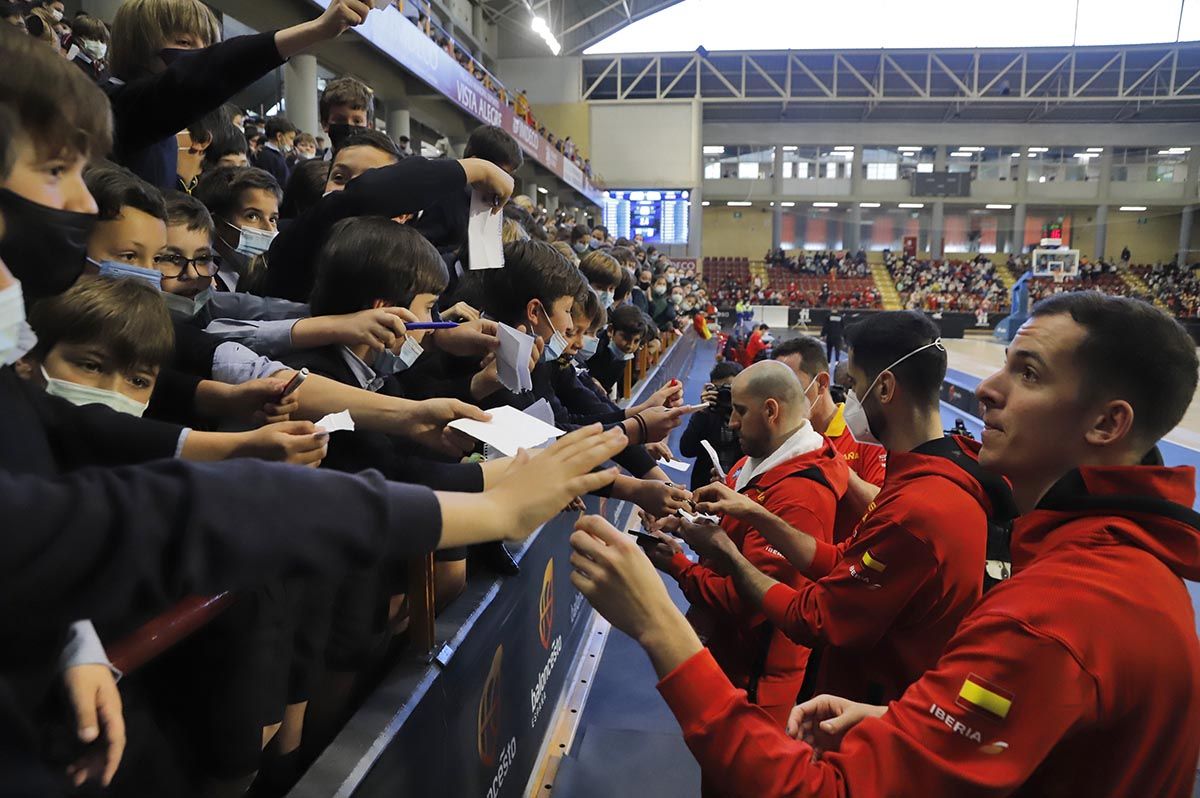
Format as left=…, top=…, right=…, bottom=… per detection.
left=1031, top=245, right=1080, bottom=285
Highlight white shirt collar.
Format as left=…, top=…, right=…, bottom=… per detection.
left=734, top=420, right=825, bottom=492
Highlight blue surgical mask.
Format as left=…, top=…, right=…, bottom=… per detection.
left=540, top=304, right=568, bottom=361
left=41, top=366, right=148, bottom=417
left=573, top=242, right=588, bottom=254
left=609, top=339, right=634, bottom=361
left=374, top=336, right=425, bottom=375
left=598, top=290, right=614, bottom=310
left=162, top=288, right=213, bottom=320
left=579, top=335, right=600, bottom=359
left=224, top=220, right=276, bottom=256
left=93, top=259, right=163, bottom=290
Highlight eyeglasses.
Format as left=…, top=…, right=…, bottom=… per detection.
left=154, top=252, right=221, bottom=278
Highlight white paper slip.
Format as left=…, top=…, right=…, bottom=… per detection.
left=496, top=322, right=534, bottom=393
left=447, top=405, right=566, bottom=457
left=700, top=440, right=726, bottom=480
left=677, top=508, right=721, bottom=525
left=658, top=458, right=691, bottom=472
left=467, top=190, right=505, bottom=270
left=525, top=397, right=556, bottom=427
left=315, top=409, right=355, bottom=433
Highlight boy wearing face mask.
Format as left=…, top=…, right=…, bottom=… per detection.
left=105, top=0, right=377, bottom=190
left=648, top=275, right=677, bottom=332
left=68, top=13, right=110, bottom=81
left=577, top=249, right=621, bottom=311
left=585, top=303, right=645, bottom=395
left=192, top=165, right=281, bottom=293
left=690, top=311, right=1014, bottom=706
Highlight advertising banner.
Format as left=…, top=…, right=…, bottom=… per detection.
left=308, top=0, right=604, bottom=205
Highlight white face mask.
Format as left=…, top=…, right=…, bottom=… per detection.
left=41, top=366, right=149, bottom=417
left=540, top=304, right=568, bottom=361
left=226, top=221, right=276, bottom=256
left=843, top=339, right=944, bottom=446
left=0, top=282, right=37, bottom=366
left=80, top=39, right=107, bottom=61
left=579, top=335, right=600, bottom=359
left=374, top=336, right=424, bottom=375
left=162, top=288, right=213, bottom=320
left=50, top=8, right=63, bottom=21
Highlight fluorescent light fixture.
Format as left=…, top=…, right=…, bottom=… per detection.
left=950, top=151, right=974, bottom=157
left=1119, top=205, right=1147, bottom=211
left=701, top=201, right=710, bottom=206
left=783, top=146, right=798, bottom=151
left=1010, top=153, right=1021, bottom=157
left=727, top=201, right=752, bottom=207
left=1073, top=153, right=1095, bottom=159
left=1086, top=147, right=1104, bottom=152
left=985, top=204, right=1013, bottom=210
left=813, top=201, right=839, bottom=207
left=958, top=146, right=985, bottom=152
left=1027, top=147, right=1049, bottom=153
left=1167, top=147, right=1191, bottom=153
left=780, top=201, right=796, bottom=207
left=898, top=202, right=924, bottom=208
left=898, top=146, right=922, bottom=151
left=703, top=146, right=726, bottom=155
left=530, top=15, right=561, bottom=55
left=833, top=145, right=855, bottom=151
left=536, top=187, right=548, bottom=194
left=859, top=202, right=881, bottom=208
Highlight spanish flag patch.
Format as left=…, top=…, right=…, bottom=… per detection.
left=861, top=549, right=887, bottom=573
left=955, top=674, right=1014, bottom=721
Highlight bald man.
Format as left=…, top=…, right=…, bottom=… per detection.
left=647, top=361, right=850, bottom=729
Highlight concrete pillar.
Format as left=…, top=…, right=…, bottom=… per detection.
left=1093, top=204, right=1108, bottom=262
left=1096, top=149, right=1113, bottom=201
left=525, top=182, right=540, bottom=204
left=1180, top=204, right=1195, bottom=265
left=688, top=99, right=704, bottom=260
left=770, top=146, right=784, bottom=250
left=472, top=3, right=486, bottom=44
left=846, top=205, right=863, bottom=253
left=1012, top=203, right=1027, bottom=255
left=931, top=201, right=945, bottom=259
left=1016, top=151, right=1030, bottom=201
left=282, top=54, right=320, bottom=137
left=934, top=145, right=947, bottom=172
left=387, top=107, right=412, bottom=144
left=448, top=138, right=468, bottom=159
left=546, top=193, right=560, bottom=214
left=1185, top=151, right=1200, bottom=200
left=851, top=147, right=864, bottom=194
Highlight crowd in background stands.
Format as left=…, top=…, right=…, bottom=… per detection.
left=889, top=252, right=1007, bottom=313
left=1137, top=263, right=1200, bottom=318
left=765, top=248, right=872, bottom=278
left=403, top=0, right=594, bottom=178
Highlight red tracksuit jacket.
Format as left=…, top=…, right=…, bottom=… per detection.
left=657, top=456, right=1200, bottom=797
left=665, top=435, right=849, bottom=721
left=823, top=404, right=888, bottom=543
left=760, top=436, right=1010, bottom=704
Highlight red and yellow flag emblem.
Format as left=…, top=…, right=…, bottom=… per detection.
left=955, top=674, right=1014, bottom=720
left=861, top=549, right=887, bottom=573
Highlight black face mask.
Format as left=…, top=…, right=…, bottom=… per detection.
left=327, top=123, right=370, bottom=154
left=158, top=47, right=194, bottom=67
left=0, top=189, right=95, bottom=304
left=638, top=281, right=651, bottom=291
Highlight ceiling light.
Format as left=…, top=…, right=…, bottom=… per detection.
left=782, top=146, right=798, bottom=151
left=1167, top=147, right=1191, bottom=153
left=1073, top=153, right=1095, bottom=159
left=701, top=201, right=710, bottom=206
left=833, top=146, right=855, bottom=151
left=958, top=146, right=985, bottom=152
left=530, top=16, right=561, bottom=55
left=1027, top=147, right=1049, bottom=153
left=950, top=151, right=973, bottom=157
left=536, top=187, right=548, bottom=194
left=985, top=204, right=1012, bottom=209
left=898, top=202, right=924, bottom=208
left=1010, top=153, right=1021, bottom=157
left=780, top=201, right=796, bottom=207
left=898, top=146, right=922, bottom=151
left=813, top=201, right=839, bottom=207
left=727, top=201, right=752, bottom=207
left=703, top=146, right=726, bottom=155
left=1086, top=147, right=1103, bottom=153
left=859, top=202, right=881, bottom=208
left=1119, top=205, right=1147, bottom=211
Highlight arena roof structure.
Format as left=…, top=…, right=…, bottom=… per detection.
left=479, top=0, right=686, bottom=56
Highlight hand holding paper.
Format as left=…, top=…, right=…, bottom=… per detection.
left=467, top=189, right=504, bottom=271
left=447, top=405, right=565, bottom=456
left=496, top=323, right=535, bottom=393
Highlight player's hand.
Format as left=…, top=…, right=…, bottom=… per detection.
left=786, top=695, right=887, bottom=759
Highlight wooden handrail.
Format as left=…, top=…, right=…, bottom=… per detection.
left=108, top=592, right=234, bottom=675
left=409, top=554, right=437, bottom=655
left=621, top=358, right=633, bottom=400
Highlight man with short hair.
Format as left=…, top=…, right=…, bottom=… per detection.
left=570, top=295, right=1200, bottom=798
left=648, top=360, right=849, bottom=728
left=773, top=335, right=886, bottom=542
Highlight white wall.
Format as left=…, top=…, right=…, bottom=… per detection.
left=496, top=57, right=583, bottom=104
left=590, top=102, right=699, bottom=188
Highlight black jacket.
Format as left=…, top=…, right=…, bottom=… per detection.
left=106, top=32, right=285, bottom=190
left=255, top=145, right=291, bottom=188
left=585, top=332, right=628, bottom=395
left=678, top=407, right=742, bottom=491
left=263, top=157, right=469, bottom=302
left=411, top=185, right=471, bottom=256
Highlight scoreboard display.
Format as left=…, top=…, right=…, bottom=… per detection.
left=601, top=190, right=691, bottom=245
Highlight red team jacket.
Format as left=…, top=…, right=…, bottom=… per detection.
left=822, top=404, right=888, bottom=542
left=657, top=457, right=1200, bottom=797
left=760, top=436, right=1009, bottom=704
left=665, top=435, right=849, bottom=721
